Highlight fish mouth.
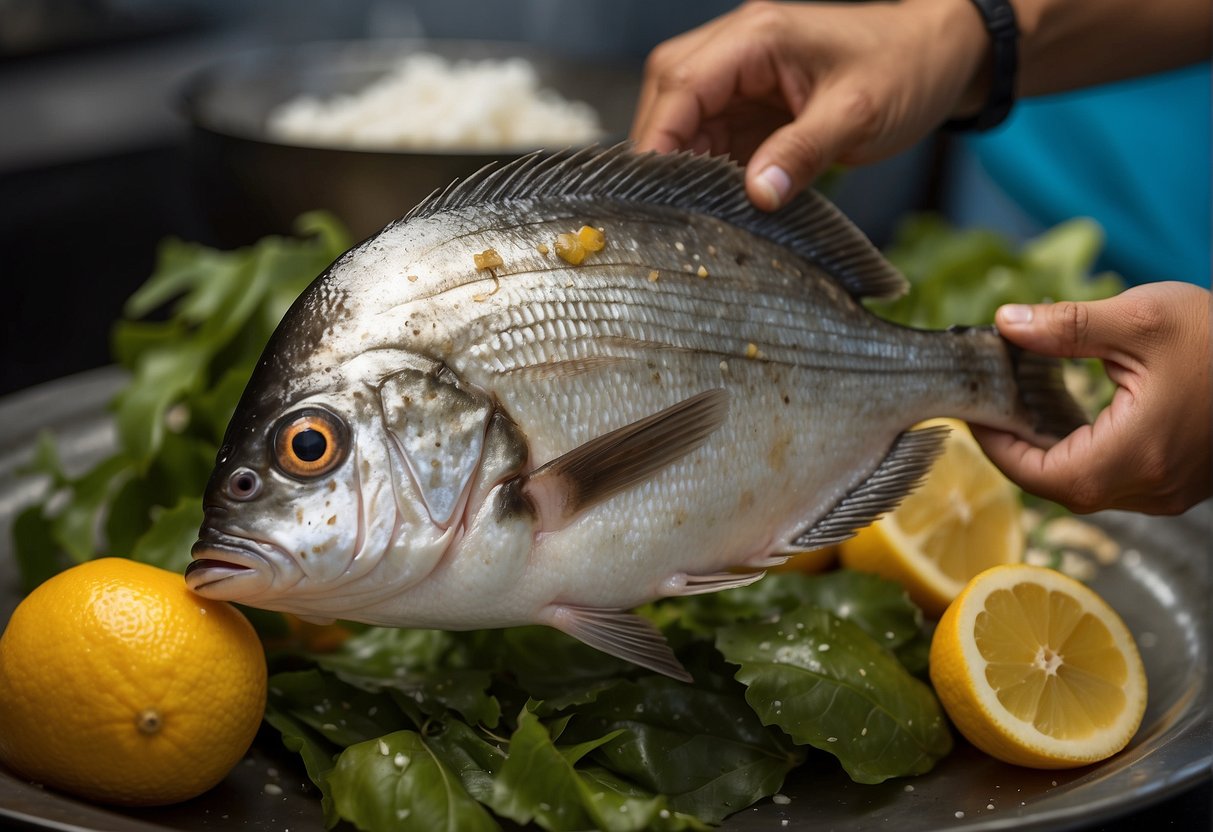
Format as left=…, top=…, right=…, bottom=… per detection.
left=187, top=533, right=274, bottom=598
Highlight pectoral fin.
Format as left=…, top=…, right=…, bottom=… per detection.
left=543, top=604, right=692, bottom=683
left=522, top=388, right=728, bottom=532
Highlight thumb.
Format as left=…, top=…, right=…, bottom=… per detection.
left=744, top=92, right=871, bottom=211
left=994, top=299, right=1133, bottom=360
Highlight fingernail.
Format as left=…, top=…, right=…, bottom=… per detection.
left=999, top=304, right=1033, bottom=325
left=754, top=165, right=792, bottom=210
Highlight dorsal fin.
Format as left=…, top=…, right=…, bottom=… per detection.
left=400, top=143, right=908, bottom=301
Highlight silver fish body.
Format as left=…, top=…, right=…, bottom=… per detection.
left=189, top=146, right=1083, bottom=679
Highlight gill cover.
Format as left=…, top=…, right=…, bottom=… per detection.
left=378, top=362, right=493, bottom=528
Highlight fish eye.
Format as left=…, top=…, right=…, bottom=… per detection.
left=226, top=467, right=262, bottom=501
left=273, top=408, right=349, bottom=479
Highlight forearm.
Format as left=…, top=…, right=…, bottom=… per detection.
left=929, top=0, right=1213, bottom=121
left=1013, top=0, right=1211, bottom=95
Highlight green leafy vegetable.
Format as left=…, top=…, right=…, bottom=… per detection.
left=491, top=709, right=703, bottom=832
left=13, top=212, right=352, bottom=586
left=717, top=606, right=952, bottom=784
left=262, top=708, right=341, bottom=827
left=874, top=216, right=1123, bottom=329
left=562, top=677, right=801, bottom=823
left=328, top=731, right=501, bottom=832
left=7, top=210, right=1127, bottom=830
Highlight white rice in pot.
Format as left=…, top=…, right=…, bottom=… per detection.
left=266, top=53, right=603, bottom=151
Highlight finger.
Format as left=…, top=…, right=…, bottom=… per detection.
left=631, top=19, right=740, bottom=153
left=970, top=424, right=1113, bottom=514
left=993, top=298, right=1143, bottom=361
left=699, top=105, right=793, bottom=161
left=631, top=31, right=702, bottom=149
left=632, top=86, right=712, bottom=154
left=744, top=87, right=879, bottom=210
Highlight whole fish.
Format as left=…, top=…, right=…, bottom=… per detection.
left=188, top=145, right=1084, bottom=680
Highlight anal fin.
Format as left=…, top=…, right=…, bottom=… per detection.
left=789, top=424, right=950, bottom=550
left=543, top=604, right=692, bottom=683
left=661, top=569, right=765, bottom=597
left=523, top=388, right=729, bottom=532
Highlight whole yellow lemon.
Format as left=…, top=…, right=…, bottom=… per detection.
left=0, top=558, right=267, bottom=806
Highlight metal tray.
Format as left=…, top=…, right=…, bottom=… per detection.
left=1, top=368, right=1209, bottom=831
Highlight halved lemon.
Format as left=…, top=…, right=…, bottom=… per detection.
left=839, top=419, right=1023, bottom=617
left=929, top=564, right=1147, bottom=768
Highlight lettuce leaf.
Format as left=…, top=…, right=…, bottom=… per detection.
left=328, top=730, right=501, bottom=832
left=717, top=606, right=952, bottom=784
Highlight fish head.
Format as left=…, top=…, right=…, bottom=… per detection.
left=188, top=343, right=500, bottom=620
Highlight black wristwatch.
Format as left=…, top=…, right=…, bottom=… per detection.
left=944, top=0, right=1020, bottom=132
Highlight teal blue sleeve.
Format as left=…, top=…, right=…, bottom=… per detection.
left=964, top=63, right=1210, bottom=288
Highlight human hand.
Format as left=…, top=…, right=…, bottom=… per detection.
left=970, top=283, right=1212, bottom=515
left=630, top=0, right=991, bottom=210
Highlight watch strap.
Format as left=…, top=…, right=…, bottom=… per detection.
left=944, top=0, right=1020, bottom=132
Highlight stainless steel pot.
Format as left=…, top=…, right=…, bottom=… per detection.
left=179, top=39, right=641, bottom=245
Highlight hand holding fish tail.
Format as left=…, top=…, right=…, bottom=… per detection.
left=971, top=283, right=1212, bottom=515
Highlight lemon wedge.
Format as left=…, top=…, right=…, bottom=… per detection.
left=839, top=418, right=1024, bottom=617
left=929, top=563, right=1147, bottom=768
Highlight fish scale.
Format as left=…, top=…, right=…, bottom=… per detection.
left=188, top=145, right=1086, bottom=680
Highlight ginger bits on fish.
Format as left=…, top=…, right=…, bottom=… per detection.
left=555, top=225, right=606, bottom=265
left=473, top=248, right=504, bottom=271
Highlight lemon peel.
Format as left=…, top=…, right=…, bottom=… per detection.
left=0, top=558, right=267, bottom=806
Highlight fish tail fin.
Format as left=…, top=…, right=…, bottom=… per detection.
left=1006, top=343, right=1089, bottom=440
